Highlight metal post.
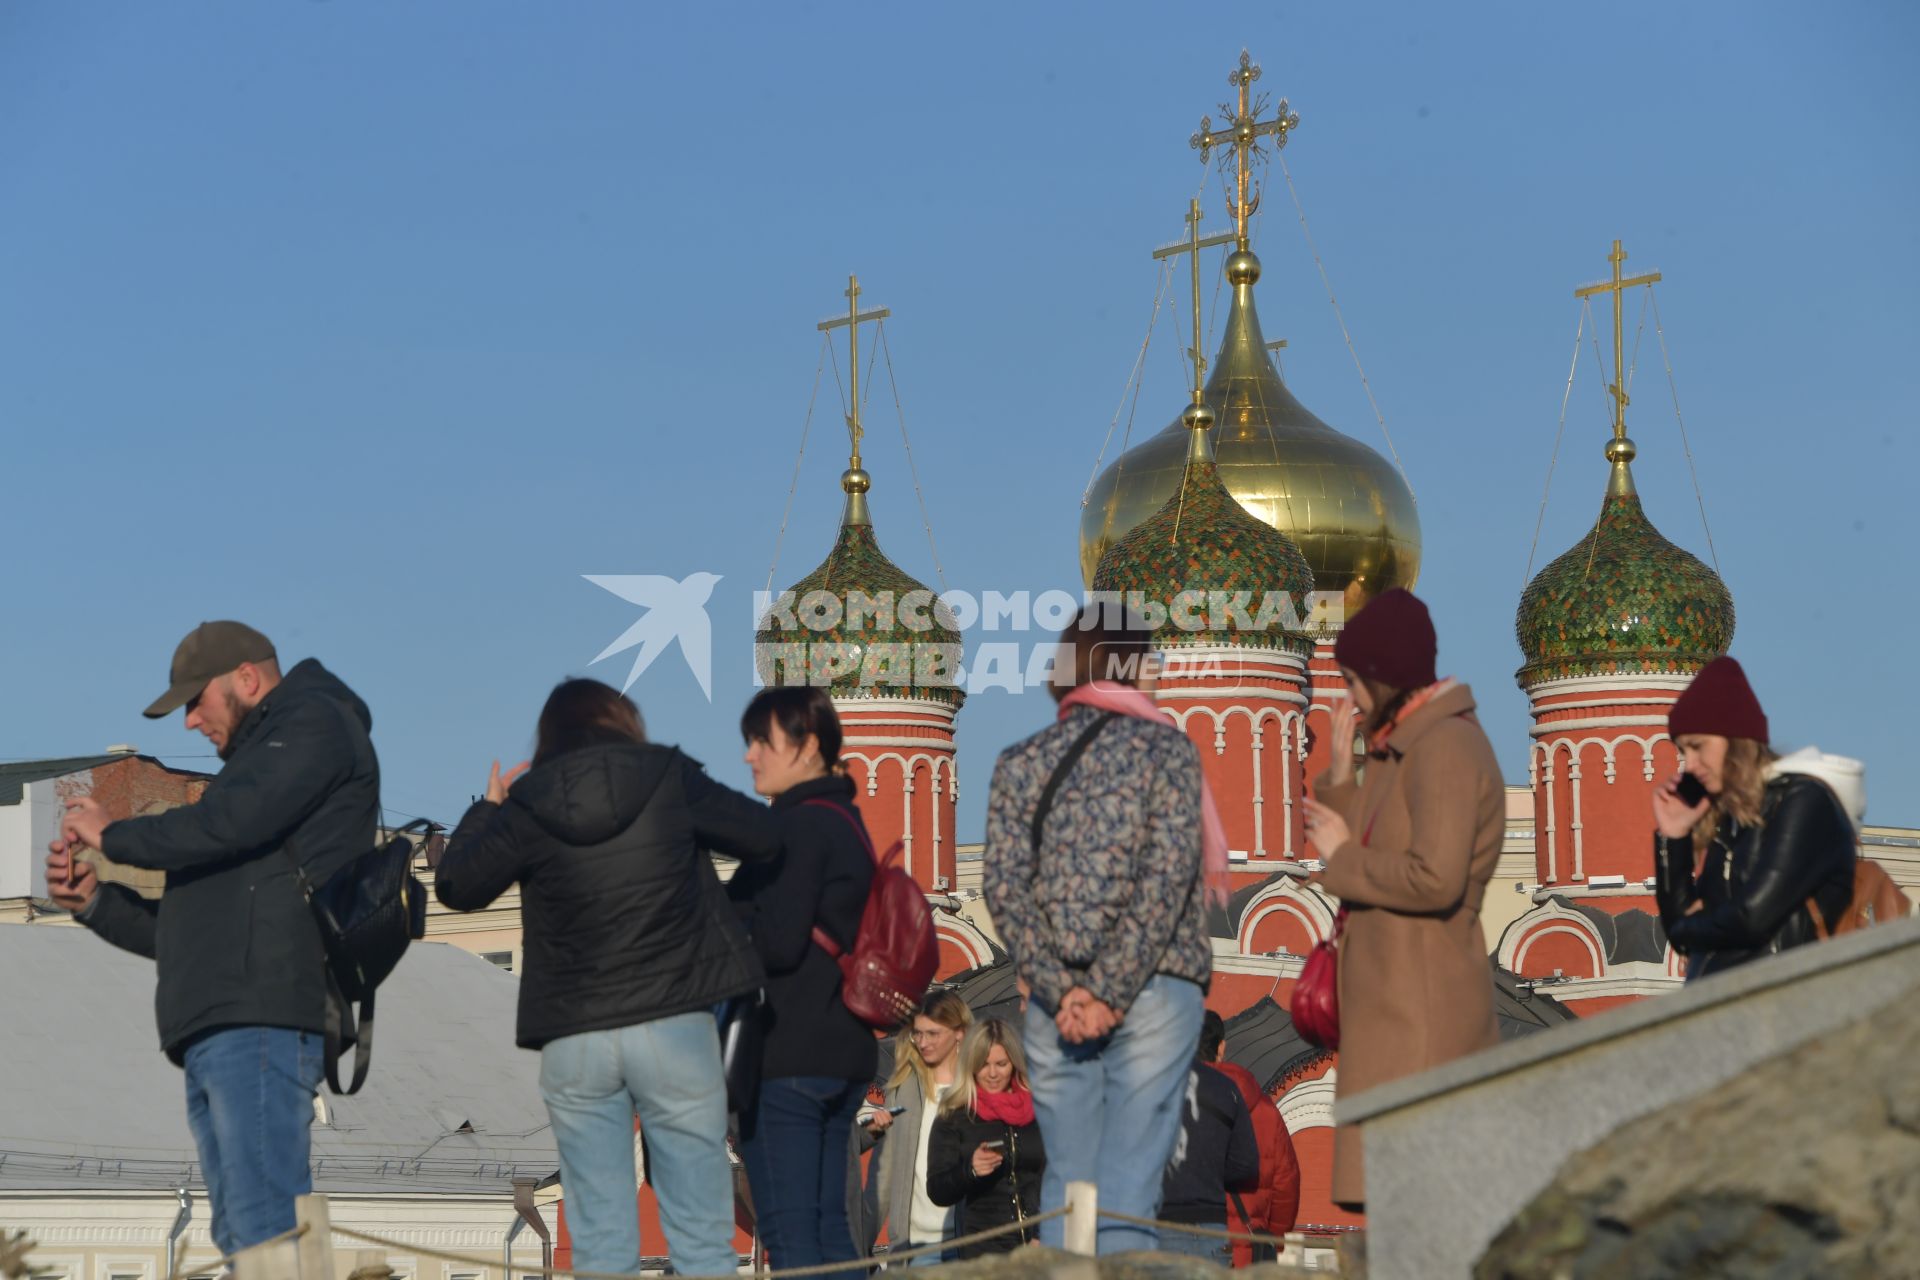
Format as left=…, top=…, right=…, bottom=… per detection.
left=164, top=1188, right=192, bottom=1279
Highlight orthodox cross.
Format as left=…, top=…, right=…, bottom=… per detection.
left=1190, top=49, right=1302, bottom=251
left=1153, top=199, right=1233, bottom=402
left=1573, top=240, right=1660, bottom=441
left=817, top=274, right=890, bottom=470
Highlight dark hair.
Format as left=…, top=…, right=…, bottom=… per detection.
left=533, top=679, right=647, bottom=767
left=1199, top=1009, right=1226, bottom=1061
left=1052, top=601, right=1159, bottom=703
left=740, top=686, right=843, bottom=767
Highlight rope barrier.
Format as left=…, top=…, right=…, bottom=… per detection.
left=328, top=1207, right=1070, bottom=1280
left=1091, top=1208, right=1296, bottom=1250
left=166, top=1223, right=310, bottom=1280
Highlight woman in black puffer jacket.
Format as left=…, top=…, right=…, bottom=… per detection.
left=1653, top=657, right=1856, bottom=981
left=436, top=679, right=780, bottom=1279
left=926, top=1019, right=1047, bottom=1258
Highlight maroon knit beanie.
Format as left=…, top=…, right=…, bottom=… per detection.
left=1334, top=588, right=1438, bottom=691
left=1668, top=656, right=1769, bottom=743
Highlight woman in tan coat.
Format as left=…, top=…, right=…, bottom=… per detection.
left=1302, top=589, right=1503, bottom=1210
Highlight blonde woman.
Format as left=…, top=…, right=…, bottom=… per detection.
left=925, top=1020, right=1047, bottom=1259
left=1653, top=656, right=1856, bottom=980
left=863, top=990, right=974, bottom=1263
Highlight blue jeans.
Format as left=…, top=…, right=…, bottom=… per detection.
left=737, top=1075, right=868, bottom=1280
left=540, top=1012, right=739, bottom=1278
left=1157, top=1226, right=1233, bottom=1266
left=1024, top=974, right=1205, bottom=1255
left=182, top=1026, right=325, bottom=1256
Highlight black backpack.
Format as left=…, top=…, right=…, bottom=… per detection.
left=286, top=818, right=434, bottom=1095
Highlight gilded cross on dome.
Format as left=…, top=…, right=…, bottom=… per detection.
left=817, top=274, right=890, bottom=522
left=1573, top=240, right=1661, bottom=445
left=1190, top=49, right=1301, bottom=251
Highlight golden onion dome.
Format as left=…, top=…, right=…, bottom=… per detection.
left=1080, top=248, right=1420, bottom=615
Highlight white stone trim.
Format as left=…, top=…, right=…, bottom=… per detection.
left=1525, top=674, right=1696, bottom=698
left=1494, top=899, right=1608, bottom=975
left=1529, top=714, right=1671, bottom=736
left=1278, top=1073, right=1337, bottom=1130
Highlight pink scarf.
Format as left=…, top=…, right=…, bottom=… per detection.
left=1058, top=681, right=1230, bottom=909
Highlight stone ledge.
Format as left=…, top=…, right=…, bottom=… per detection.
left=1337, top=911, right=1920, bottom=1126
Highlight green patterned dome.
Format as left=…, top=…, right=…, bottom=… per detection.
left=1092, top=455, right=1316, bottom=655
left=756, top=508, right=964, bottom=706
left=1516, top=478, right=1734, bottom=686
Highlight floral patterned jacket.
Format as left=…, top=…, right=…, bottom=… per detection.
left=984, top=703, right=1212, bottom=1014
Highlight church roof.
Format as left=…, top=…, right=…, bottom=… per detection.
left=1091, top=457, right=1316, bottom=654
left=1516, top=464, right=1734, bottom=686
left=0, top=928, right=557, bottom=1193
left=758, top=515, right=964, bottom=706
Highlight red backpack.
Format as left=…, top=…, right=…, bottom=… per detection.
left=802, top=798, right=940, bottom=1029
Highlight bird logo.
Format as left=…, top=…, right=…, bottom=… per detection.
left=584, top=572, right=723, bottom=701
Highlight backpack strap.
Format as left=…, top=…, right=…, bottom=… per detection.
left=1029, top=713, right=1119, bottom=853
left=799, top=797, right=877, bottom=960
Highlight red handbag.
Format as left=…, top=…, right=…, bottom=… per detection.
left=1291, top=906, right=1347, bottom=1049
left=802, top=799, right=940, bottom=1029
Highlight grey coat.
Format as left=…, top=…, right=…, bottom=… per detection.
left=865, top=1073, right=954, bottom=1252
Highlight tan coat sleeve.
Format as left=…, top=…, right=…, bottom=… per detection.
left=1311, top=773, right=1360, bottom=822
left=1316, top=747, right=1480, bottom=914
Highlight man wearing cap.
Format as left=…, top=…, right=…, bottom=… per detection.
left=44, top=622, right=380, bottom=1257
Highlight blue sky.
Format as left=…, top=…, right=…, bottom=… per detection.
left=4, top=2, right=1915, bottom=836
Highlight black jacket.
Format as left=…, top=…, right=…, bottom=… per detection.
left=925, top=1104, right=1046, bottom=1257
left=726, top=774, right=876, bottom=1082
left=437, top=743, right=779, bottom=1050
left=82, top=659, right=380, bottom=1063
left=1656, top=774, right=1856, bottom=982
left=1161, top=1062, right=1261, bottom=1224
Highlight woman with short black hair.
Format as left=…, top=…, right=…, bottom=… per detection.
left=729, top=686, right=876, bottom=1280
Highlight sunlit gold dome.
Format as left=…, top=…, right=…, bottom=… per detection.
left=1080, top=248, right=1420, bottom=613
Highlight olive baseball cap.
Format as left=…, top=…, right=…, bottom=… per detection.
left=143, top=621, right=279, bottom=719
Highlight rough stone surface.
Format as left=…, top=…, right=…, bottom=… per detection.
left=1475, top=992, right=1920, bottom=1279
left=1346, top=915, right=1920, bottom=1280
left=926, top=1246, right=1327, bottom=1280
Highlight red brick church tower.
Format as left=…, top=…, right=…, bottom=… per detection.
left=1500, top=242, right=1735, bottom=1011
left=1076, top=52, right=1424, bottom=1224
left=757, top=278, right=991, bottom=977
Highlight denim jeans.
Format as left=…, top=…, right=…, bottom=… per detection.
left=1024, top=974, right=1205, bottom=1254
left=182, top=1026, right=326, bottom=1256
left=540, top=1012, right=739, bottom=1277
left=1156, top=1226, right=1234, bottom=1266
left=737, top=1075, right=869, bottom=1280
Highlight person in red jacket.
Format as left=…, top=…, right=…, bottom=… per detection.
left=1201, top=1011, right=1302, bottom=1264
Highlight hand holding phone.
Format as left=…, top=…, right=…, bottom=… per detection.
left=1675, top=773, right=1708, bottom=807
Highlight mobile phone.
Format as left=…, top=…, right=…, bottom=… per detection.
left=981, top=1139, right=1005, bottom=1149
left=1675, top=773, right=1708, bottom=807
left=885, top=1105, right=908, bottom=1116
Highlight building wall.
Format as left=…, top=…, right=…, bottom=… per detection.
left=8, top=1191, right=556, bottom=1280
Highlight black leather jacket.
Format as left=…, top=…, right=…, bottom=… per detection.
left=1655, top=774, right=1855, bottom=981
